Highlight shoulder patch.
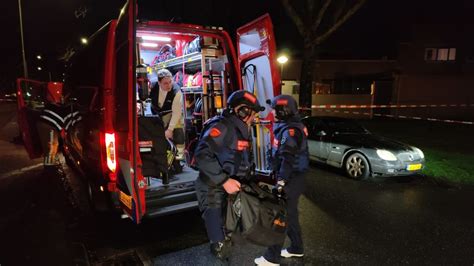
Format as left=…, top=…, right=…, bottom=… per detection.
left=209, top=128, right=221, bottom=137
left=237, top=140, right=250, bottom=151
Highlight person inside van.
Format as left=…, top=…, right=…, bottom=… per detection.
left=150, top=68, right=185, bottom=158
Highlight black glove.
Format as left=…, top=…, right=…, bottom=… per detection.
left=246, top=163, right=256, bottom=180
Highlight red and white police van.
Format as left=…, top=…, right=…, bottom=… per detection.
left=17, top=0, right=281, bottom=224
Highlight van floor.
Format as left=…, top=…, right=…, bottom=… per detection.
left=146, top=165, right=198, bottom=191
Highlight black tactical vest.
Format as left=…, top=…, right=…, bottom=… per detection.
left=151, top=83, right=180, bottom=115
left=199, top=114, right=253, bottom=181
left=272, top=121, right=309, bottom=173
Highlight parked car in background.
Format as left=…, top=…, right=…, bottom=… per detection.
left=302, top=116, right=425, bottom=179
left=1, top=93, right=17, bottom=102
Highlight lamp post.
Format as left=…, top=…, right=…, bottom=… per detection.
left=36, top=54, right=52, bottom=81
left=18, top=0, right=28, bottom=78
left=277, top=55, right=289, bottom=90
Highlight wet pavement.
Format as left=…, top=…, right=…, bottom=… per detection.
left=1, top=102, right=473, bottom=265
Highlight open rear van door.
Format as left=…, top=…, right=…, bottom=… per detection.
left=114, top=0, right=146, bottom=223
left=16, top=78, right=47, bottom=159
left=236, top=14, right=280, bottom=175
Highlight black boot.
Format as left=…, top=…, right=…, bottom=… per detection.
left=210, top=239, right=231, bottom=260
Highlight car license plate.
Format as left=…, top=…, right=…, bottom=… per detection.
left=407, top=164, right=422, bottom=171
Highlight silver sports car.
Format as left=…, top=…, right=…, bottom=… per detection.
left=302, top=116, right=425, bottom=179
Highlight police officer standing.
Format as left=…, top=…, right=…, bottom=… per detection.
left=37, top=82, right=72, bottom=171
left=255, top=95, right=309, bottom=266
left=194, top=90, right=265, bottom=260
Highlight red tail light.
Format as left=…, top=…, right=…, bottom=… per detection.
left=105, top=132, right=116, bottom=173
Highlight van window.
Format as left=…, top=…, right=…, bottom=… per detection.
left=19, top=80, right=47, bottom=110
left=67, top=24, right=109, bottom=88
left=69, top=86, right=98, bottom=111
left=115, top=19, right=132, bottom=132
left=65, top=24, right=110, bottom=113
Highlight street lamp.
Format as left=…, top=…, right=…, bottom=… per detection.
left=36, top=55, right=42, bottom=60
left=18, top=0, right=28, bottom=78
left=37, top=66, right=42, bottom=71
left=277, top=55, right=289, bottom=89
left=277, top=55, right=288, bottom=64
left=81, top=37, right=88, bottom=45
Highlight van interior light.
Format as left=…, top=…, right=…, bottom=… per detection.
left=142, top=42, right=158, bottom=48
left=141, top=35, right=171, bottom=42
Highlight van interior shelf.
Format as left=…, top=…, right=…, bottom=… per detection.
left=181, top=86, right=203, bottom=93
left=152, top=52, right=202, bottom=70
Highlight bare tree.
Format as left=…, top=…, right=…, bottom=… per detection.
left=281, top=0, right=366, bottom=110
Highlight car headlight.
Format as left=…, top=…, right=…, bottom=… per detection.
left=376, top=149, right=398, bottom=161
left=413, top=147, right=424, bottom=159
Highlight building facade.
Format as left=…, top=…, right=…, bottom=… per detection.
left=281, top=24, right=474, bottom=121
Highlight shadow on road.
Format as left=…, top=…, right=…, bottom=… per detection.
left=302, top=163, right=474, bottom=265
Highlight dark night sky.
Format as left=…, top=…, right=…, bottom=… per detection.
left=1, top=0, right=473, bottom=90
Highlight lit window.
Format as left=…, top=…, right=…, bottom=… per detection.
left=425, top=48, right=456, bottom=61
left=449, top=48, right=456, bottom=60
left=437, top=48, right=449, bottom=61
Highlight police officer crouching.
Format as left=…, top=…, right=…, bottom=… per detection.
left=255, top=95, right=309, bottom=266
left=194, top=90, right=265, bottom=260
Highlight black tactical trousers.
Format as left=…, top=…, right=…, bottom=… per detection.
left=195, top=177, right=227, bottom=243
left=264, top=172, right=306, bottom=263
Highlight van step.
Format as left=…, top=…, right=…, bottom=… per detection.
left=146, top=190, right=197, bottom=209
left=146, top=201, right=199, bottom=217
left=146, top=180, right=195, bottom=199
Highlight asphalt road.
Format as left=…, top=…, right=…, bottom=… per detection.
left=1, top=102, right=473, bottom=265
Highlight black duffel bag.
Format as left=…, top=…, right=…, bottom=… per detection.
left=225, top=182, right=287, bottom=247
left=138, top=116, right=168, bottom=177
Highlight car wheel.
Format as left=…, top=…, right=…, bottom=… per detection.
left=345, top=152, right=370, bottom=180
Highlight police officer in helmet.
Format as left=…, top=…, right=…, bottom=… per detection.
left=194, top=90, right=265, bottom=260
left=255, top=94, right=309, bottom=266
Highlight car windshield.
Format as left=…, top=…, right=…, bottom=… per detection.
left=325, top=119, right=368, bottom=134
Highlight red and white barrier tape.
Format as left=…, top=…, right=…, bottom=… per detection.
left=304, top=103, right=474, bottom=109
left=315, top=109, right=474, bottom=125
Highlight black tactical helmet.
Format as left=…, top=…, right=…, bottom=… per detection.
left=267, top=94, right=299, bottom=120
left=227, top=90, right=265, bottom=118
